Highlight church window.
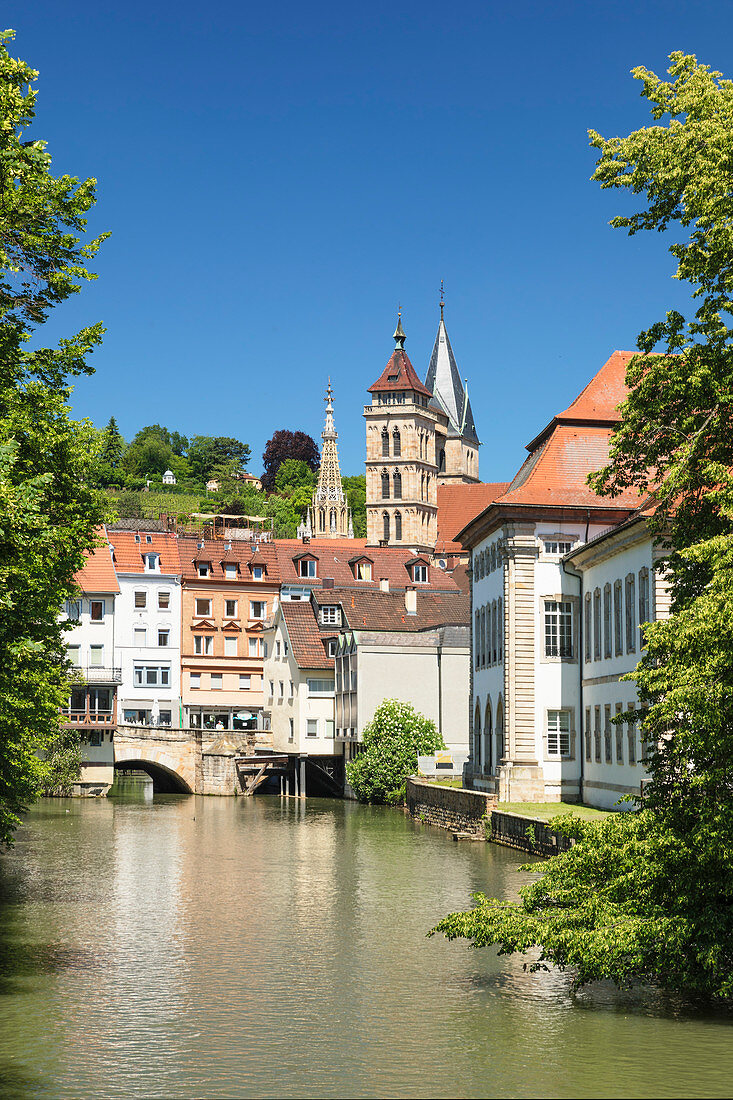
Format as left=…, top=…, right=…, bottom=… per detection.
left=393, top=429, right=401, bottom=456
left=395, top=511, right=402, bottom=541
left=439, top=448, right=446, bottom=473
left=382, top=512, right=390, bottom=542
left=381, top=471, right=390, bottom=499
left=319, top=511, right=325, bottom=532
left=381, top=429, right=390, bottom=457
left=393, top=471, right=402, bottom=499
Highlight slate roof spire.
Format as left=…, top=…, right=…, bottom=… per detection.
left=425, top=299, right=479, bottom=444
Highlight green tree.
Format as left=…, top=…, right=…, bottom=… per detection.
left=343, top=475, right=366, bottom=537
left=432, top=53, right=733, bottom=1000
left=101, top=416, right=124, bottom=467
left=187, top=435, right=250, bottom=483
left=275, top=458, right=316, bottom=492
left=0, top=30, right=108, bottom=844
left=346, top=699, right=445, bottom=805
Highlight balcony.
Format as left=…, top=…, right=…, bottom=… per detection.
left=70, top=666, right=123, bottom=684
left=62, top=709, right=116, bottom=728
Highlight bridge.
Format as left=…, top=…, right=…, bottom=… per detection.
left=114, top=725, right=202, bottom=792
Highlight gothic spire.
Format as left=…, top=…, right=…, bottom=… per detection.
left=309, top=380, right=352, bottom=538
left=425, top=301, right=479, bottom=444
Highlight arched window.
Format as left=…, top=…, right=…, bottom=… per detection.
left=329, top=509, right=336, bottom=532
left=382, top=511, right=390, bottom=542
left=496, top=697, right=504, bottom=764
left=318, top=510, right=325, bottom=531
left=498, top=598, right=503, bottom=661
left=393, top=471, right=402, bottom=499
left=394, top=511, right=402, bottom=541
left=420, top=473, right=425, bottom=501
left=381, top=429, right=390, bottom=457
left=480, top=606, right=487, bottom=667
left=439, top=448, right=446, bottom=473
left=484, top=699, right=493, bottom=775
left=474, top=611, right=480, bottom=669
left=392, top=429, right=401, bottom=457
left=473, top=701, right=482, bottom=770
left=492, top=600, right=498, bottom=664
left=381, top=470, right=390, bottom=499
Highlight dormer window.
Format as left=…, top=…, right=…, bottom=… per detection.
left=145, top=553, right=160, bottom=572
left=252, top=565, right=263, bottom=580
left=224, top=563, right=237, bottom=579
left=145, top=535, right=152, bottom=544
left=411, top=563, right=428, bottom=583
left=320, top=605, right=341, bottom=626
left=198, top=563, right=210, bottom=578
left=134, top=534, right=140, bottom=543
left=350, top=556, right=373, bottom=581
left=298, top=558, right=317, bottom=578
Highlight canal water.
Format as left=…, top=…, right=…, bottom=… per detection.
left=1, top=790, right=732, bottom=1099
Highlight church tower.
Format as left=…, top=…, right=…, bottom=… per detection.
left=306, top=382, right=352, bottom=539
left=424, top=297, right=480, bottom=483
left=364, top=314, right=446, bottom=549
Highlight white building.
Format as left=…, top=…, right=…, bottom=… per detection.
left=108, top=531, right=183, bottom=728
left=460, top=352, right=656, bottom=807
left=62, top=537, right=120, bottom=794
left=162, top=469, right=176, bottom=486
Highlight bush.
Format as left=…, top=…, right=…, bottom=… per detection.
left=346, top=699, right=445, bottom=804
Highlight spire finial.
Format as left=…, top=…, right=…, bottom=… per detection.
left=440, top=279, right=445, bottom=322
left=393, top=305, right=406, bottom=350
left=325, top=377, right=333, bottom=409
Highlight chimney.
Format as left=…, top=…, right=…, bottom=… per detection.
left=379, top=577, right=389, bottom=593
left=323, top=577, right=334, bottom=589
left=404, top=587, right=417, bottom=616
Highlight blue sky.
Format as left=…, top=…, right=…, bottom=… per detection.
left=5, top=1, right=730, bottom=480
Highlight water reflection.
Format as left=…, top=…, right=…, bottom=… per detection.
left=0, top=796, right=731, bottom=1099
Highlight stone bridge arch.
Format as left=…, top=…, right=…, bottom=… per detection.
left=114, top=730, right=199, bottom=793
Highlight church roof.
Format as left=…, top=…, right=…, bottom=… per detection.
left=425, top=316, right=479, bottom=443
left=368, top=347, right=432, bottom=397
left=435, top=482, right=510, bottom=554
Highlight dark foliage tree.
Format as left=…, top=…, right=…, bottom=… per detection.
left=261, top=430, right=320, bottom=489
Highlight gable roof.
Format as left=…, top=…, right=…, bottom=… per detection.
left=74, top=537, right=119, bottom=594
left=435, top=482, right=510, bottom=554
left=108, top=531, right=182, bottom=575
left=425, top=316, right=479, bottom=443
left=368, top=347, right=432, bottom=397
left=526, top=350, right=633, bottom=451
left=280, top=601, right=333, bottom=670
left=274, top=538, right=458, bottom=591
left=177, top=536, right=280, bottom=582
left=312, top=586, right=470, bottom=631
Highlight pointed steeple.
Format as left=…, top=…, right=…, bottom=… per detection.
left=393, top=309, right=406, bottom=350
left=425, top=300, right=479, bottom=444
left=310, top=381, right=352, bottom=538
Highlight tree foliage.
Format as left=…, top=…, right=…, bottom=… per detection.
left=261, top=429, right=320, bottom=489
left=433, top=53, right=733, bottom=1000
left=0, top=30, right=108, bottom=843
left=187, top=435, right=250, bottom=482
left=346, top=699, right=444, bottom=805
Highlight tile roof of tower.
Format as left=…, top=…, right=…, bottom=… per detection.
left=425, top=317, right=479, bottom=443
left=74, top=535, right=119, bottom=593
left=435, top=482, right=510, bottom=554
left=368, top=348, right=432, bottom=397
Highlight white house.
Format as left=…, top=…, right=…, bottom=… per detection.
left=62, top=537, right=121, bottom=794
left=162, top=469, right=176, bottom=486
left=108, top=530, right=183, bottom=728
left=460, top=352, right=651, bottom=806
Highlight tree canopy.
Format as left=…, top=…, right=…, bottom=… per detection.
left=187, top=435, right=250, bottom=482
left=261, top=430, right=320, bottom=489
left=0, top=30, right=108, bottom=843
left=433, top=53, right=733, bottom=1001
left=346, top=699, right=444, bottom=805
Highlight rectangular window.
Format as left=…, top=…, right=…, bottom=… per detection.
left=134, top=591, right=147, bottom=609
left=249, top=637, right=262, bottom=657
left=191, top=673, right=200, bottom=689
left=289, top=718, right=294, bottom=741
left=225, top=599, right=238, bottom=619
left=355, top=562, right=372, bottom=580
left=594, top=705, right=601, bottom=763
left=615, top=702, right=624, bottom=764
left=195, top=598, right=211, bottom=618
left=90, top=600, right=104, bottom=622
left=325, top=719, right=335, bottom=738
left=211, top=674, right=222, bottom=689
left=133, top=627, right=147, bottom=646
left=67, top=645, right=81, bottom=666
left=543, top=539, right=573, bottom=555
left=289, top=681, right=294, bottom=699
left=268, top=680, right=274, bottom=697
left=65, top=599, right=81, bottom=620
left=158, top=629, right=169, bottom=648
left=307, top=678, right=335, bottom=694
left=593, top=588, right=601, bottom=660
left=250, top=600, right=266, bottom=620
left=224, top=636, right=237, bottom=657
left=278, top=681, right=284, bottom=698
left=320, top=606, right=340, bottom=625
left=413, top=564, right=428, bottom=583
left=159, top=710, right=171, bottom=726
left=603, top=584, right=612, bottom=658
left=298, top=559, right=317, bottom=578
left=625, top=575, right=636, bottom=653
left=89, top=645, right=103, bottom=667
left=628, top=708, right=637, bottom=765
left=604, top=704, right=612, bottom=763
left=544, top=600, right=573, bottom=658
left=145, top=554, right=159, bottom=572
left=306, top=719, right=318, bottom=738
left=585, top=707, right=591, bottom=761
left=284, top=641, right=288, bottom=657
left=239, top=674, right=251, bottom=689
left=198, top=564, right=210, bottom=578
left=252, top=565, right=263, bottom=580
left=224, top=563, right=237, bottom=579
left=194, top=635, right=213, bottom=656
left=614, top=580, right=623, bottom=656
left=638, top=568, right=650, bottom=650
left=133, top=665, right=170, bottom=687
left=584, top=594, right=591, bottom=663
left=158, top=590, right=170, bottom=610
left=547, top=710, right=571, bottom=756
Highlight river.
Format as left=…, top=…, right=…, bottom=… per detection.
left=0, top=786, right=731, bottom=1099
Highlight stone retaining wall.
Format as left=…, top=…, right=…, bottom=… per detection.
left=405, top=778, right=495, bottom=834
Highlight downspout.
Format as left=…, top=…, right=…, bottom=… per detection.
left=562, top=556, right=584, bottom=802
left=437, top=637, right=443, bottom=740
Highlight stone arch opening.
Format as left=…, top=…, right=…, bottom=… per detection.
left=473, top=699, right=482, bottom=771
left=115, top=759, right=192, bottom=794
left=496, top=696, right=505, bottom=764
left=484, top=698, right=493, bottom=775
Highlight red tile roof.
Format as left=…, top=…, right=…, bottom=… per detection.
left=108, top=531, right=182, bottom=575
left=497, top=425, right=642, bottom=509
left=280, top=602, right=333, bottom=670
left=527, top=350, right=633, bottom=451
left=74, top=539, right=119, bottom=594
left=314, top=587, right=470, bottom=631
left=435, top=482, right=510, bottom=553
left=177, top=536, right=280, bottom=582
left=274, top=539, right=458, bottom=591
left=368, top=348, right=432, bottom=397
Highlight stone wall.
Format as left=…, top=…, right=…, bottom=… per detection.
left=405, top=778, right=495, bottom=834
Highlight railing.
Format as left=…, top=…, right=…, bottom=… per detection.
left=69, top=666, right=123, bottom=684
left=62, top=709, right=116, bottom=727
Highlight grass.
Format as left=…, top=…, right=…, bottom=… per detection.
left=499, top=801, right=612, bottom=821
left=420, top=777, right=463, bottom=787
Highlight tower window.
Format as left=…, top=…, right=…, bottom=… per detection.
left=381, top=429, right=389, bottom=457
left=381, top=471, right=390, bottom=499
left=392, top=429, right=401, bottom=457
left=382, top=512, right=390, bottom=542
left=394, top=511, right=402, bottom=541
left=393, top=471, right=402, bottom=499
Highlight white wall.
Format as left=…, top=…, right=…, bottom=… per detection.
left=264, top=613, right=337, bottom=755
left=116, top=571, right=182, bottom=724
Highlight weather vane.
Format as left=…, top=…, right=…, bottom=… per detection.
left=440, top=279, right=445, bottom=320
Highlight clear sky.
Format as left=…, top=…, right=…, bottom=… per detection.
left=5, top=1, right=730, bottom=481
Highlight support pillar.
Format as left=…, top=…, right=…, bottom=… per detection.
left=300, top=756, right=307, bottom=799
